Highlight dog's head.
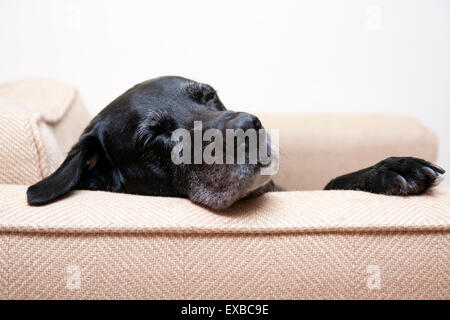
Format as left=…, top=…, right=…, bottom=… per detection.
left=27, top=76, right=278, bottom=209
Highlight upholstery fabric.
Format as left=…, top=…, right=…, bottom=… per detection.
left=0, top=79, right=91, bottom=185
left=1, top=185, right=449, bottom=234
left=0, top=185, right=448, bottom=299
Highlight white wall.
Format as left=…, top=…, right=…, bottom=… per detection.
left=1, top=0, right=449, bottom=184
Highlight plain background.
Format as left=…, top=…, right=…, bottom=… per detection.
left=1, top=0, right=449, bottom=185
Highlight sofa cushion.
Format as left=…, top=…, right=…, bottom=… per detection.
left=0, top=79, right=91, bottom=185
left=1, top=184, right=449, bottom=233
left=0, top=184, right=448, bottom=299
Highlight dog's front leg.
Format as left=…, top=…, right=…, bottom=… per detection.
left=324, top=157, right=445, bottom=196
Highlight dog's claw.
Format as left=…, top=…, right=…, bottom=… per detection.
left=422, top=166, right=438, bottom=178
left=430, top=164, right=445, bottom=174
left=395, top=175, right=408, bottom=192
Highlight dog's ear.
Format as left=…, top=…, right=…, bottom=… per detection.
left=27, top=134, right=122, bottom=206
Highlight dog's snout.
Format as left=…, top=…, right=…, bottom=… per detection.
left=227, top=112, right=262, bottom=131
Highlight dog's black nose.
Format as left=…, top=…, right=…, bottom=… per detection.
left=227, top=112, right=262, bottom=131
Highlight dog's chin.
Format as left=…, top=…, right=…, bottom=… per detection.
left=186, top=164, right=275, bottom=211
left=189, top=180, right=274, bottom=211
left=185, top=142, right=279, bottom=210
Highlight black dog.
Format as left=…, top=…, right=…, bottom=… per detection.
left=27, top=76, right=445, bottom=209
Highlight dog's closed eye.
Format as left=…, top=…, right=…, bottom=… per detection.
left=134, top=110, right=174, bottom=148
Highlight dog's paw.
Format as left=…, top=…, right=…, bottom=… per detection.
left=370, top=157, right=445, bottom=196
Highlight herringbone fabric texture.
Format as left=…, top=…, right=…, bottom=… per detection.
left=0, top=79, right=91, bottom=185
left=1, top=185, right=449, bottom=234
left=0, top=184, right=449, bottom=299
left=0, top=231, right=448, bottom=299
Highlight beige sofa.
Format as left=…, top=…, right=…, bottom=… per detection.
left=0, top=79, right=448, bottom=299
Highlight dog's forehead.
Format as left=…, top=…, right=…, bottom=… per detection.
left=141, top=76, right=214, bottom=99
left=156, top=76, right=207, bottom=88
left=185, top=80, right=214, bottom=96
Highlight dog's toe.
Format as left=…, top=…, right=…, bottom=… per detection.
left=421, top=166, right=438, bottom=179
left=379, top=157, right=445, bottom=196
left=394, top=174, right=408, bottom=194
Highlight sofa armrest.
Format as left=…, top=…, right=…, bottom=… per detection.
left=257, top=114, right=439, bottom=191
left=0, top=78, right=92, bottom=154
left=0, top=79, right=91, bottom=185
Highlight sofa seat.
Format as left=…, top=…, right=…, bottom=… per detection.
left=1, top=184, right=448, bottom=299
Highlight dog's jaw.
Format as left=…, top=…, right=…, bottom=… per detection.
left=184, top=139, right=280, bottom=210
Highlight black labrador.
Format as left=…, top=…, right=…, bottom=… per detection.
left=27, top=76, right=445, bottom=209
